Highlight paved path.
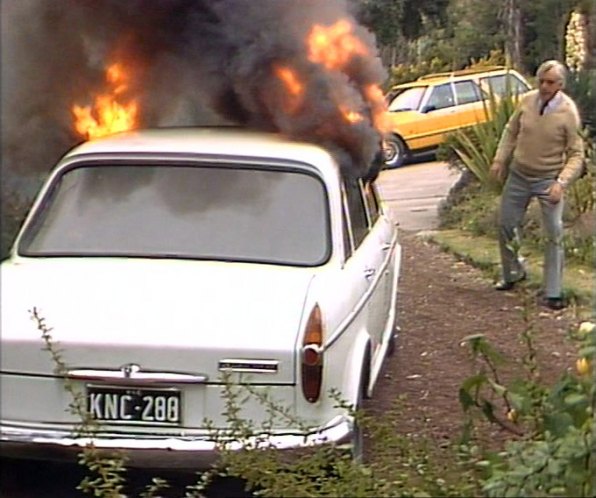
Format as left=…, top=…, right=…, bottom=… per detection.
left=376, top=161, right=461, bottom=231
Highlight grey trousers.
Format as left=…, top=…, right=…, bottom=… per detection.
left=498, top=168, right=564, bottom=297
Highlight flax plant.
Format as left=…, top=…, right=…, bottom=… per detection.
left=448, top=88, right=519, bottom=194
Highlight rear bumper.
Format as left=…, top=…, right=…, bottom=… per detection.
left=0, top=415, right=353, bottom=469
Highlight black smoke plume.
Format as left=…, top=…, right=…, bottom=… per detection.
left=1, top=0, right=386, bottom=182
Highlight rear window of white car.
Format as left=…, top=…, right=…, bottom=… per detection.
left=19, top=163, right=331, bottom=266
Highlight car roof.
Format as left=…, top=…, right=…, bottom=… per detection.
left=390, top=66, right=523, bottom=91
left=63, top=127, right=338, bottom=173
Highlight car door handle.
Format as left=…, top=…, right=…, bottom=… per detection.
left=364, top=268, right=376, bottom=280
left=382, top=243, right=392, bottom=251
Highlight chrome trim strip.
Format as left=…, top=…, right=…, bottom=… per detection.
left=218, top=359, right=279, bottom=373
left=66, top=368, right=208, bottom=385
left=0, top=415, right=353, bottom=467
left=325, top=230, right=398, bottom=350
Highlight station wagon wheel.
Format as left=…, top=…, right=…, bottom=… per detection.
left=383, top=136, right=407, bottom=169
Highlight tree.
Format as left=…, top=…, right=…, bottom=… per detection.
left=355, top=0, right=449, bottom=66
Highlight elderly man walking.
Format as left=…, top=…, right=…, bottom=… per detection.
left=490, top=60, right=585, bottom=310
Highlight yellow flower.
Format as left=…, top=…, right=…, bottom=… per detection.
left=506, top=409, right=518, bottom=423
left=576, top=357, right=591, bottom=376
left=578, top=322, right=595, bottom=336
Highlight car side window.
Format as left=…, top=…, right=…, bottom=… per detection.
left=426, top=83, right=455, bottom=110
left=454, top=80, right=481, bottom=104
left=387, top=86, right=427, bottom=112
left=344, top=178, right=369, bottom=249
left=508, top=74, right=531, bottom=94
left=482, top=74, right=529, bottom=97
left=341, top=187, right=353, bottom=260
left=363, top=181, right=380, bottom=226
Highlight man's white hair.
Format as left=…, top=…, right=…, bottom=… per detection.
left=536, top=60, right=567, bottom=86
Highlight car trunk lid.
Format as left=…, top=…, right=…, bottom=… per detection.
left=1, top=258, right=315, bottom=385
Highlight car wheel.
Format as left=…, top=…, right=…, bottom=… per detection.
left=383, top=136, right=407, bottom=168
left=351, top=381, right=365, bottom=464
left=387, top=325, right=399, bottom=357
left=351, top=351, right=370, bottom=464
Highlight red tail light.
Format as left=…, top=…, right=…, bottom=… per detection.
left=301, top=304, right=324, bottom=403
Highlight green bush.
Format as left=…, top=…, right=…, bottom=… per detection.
left=565, top=69, right=596, bottom=137
left=438, top=180, right=500, bottom=238
left=386, top=58, right=451, bottom=88
left=460, top=316, right=595, bottom=497
left=439, top=90, right=519, bottom=194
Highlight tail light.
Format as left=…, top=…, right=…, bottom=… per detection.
left=301, top=304, right=324, bottom=403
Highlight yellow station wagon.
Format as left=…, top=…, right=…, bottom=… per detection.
left=383, top=66, right=531, bottom=168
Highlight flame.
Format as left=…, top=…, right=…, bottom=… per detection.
left=340, top=106, right=364, bottom=124
left=274, top=65, right=304, bottom=114
left=106, top=63, right=129, bottom=94
left=307, top=19, right=368, bottom=71
left=275, top=66, right=304, bottom=96
left=72, top=62, right=139, bottom=140
left=364, top=84, right=390, bottom=133
left=305, top=20, right=388, bottom=134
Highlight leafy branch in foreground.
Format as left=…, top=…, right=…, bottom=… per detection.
left=33, top=308, right=167, bottom=498
left=458, top=298, right=594, bottom=497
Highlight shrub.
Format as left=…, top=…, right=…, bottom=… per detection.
left=439, top=90, right=519, bottom=194
left=467, top=50, right=507, bottom=70
left=460, top=312, right=594, bottom=497
left=565, top=69, right=596, bottom=137
left=386, top=58, right=450, bottom=88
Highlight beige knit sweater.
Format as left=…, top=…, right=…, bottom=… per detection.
left=494, top=89, right=585, bottom=187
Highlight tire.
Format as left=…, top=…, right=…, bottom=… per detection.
left=351, top=350, right=370, bottom=464
left=387, top=327, right=398, bottom=357
left=383, top=135, right=407, bottom=169
left=351, top=380, right=364, bottom=464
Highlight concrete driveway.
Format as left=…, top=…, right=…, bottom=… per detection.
left=376, top=160, right=461, bottom=231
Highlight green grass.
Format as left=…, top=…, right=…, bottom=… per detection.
left=426, top=229, right=594, bottom=307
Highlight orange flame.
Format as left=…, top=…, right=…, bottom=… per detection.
left=305, top=20, right=388, bottom=133
left=364, top=84, right=389, bottom=133
left=274, top=65, right=305, bottom=114
left=307, top=19, right=368, bottom=71
left=275, top=66, right=304, bottom=96
left=340, top=105, right=364, bottom=124
left=72, top=62, right=139, bottom=140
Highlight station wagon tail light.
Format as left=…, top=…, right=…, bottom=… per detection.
left=301, top=304, right=324, bottom=403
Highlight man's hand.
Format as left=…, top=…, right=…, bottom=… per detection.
left=489, top=161, right=507, bottom=183
left=547, top=181, right=564, bottom=204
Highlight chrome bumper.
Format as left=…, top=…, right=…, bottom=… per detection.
left=0, top=416, right=353, bottom=469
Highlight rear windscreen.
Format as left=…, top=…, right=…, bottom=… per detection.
left=19, top=164, right=331, bottom=266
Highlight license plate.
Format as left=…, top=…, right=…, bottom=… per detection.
left=86, top=385, right=182, bottom=425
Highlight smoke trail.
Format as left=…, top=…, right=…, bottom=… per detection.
left=1, top=0, right=386, bottom=180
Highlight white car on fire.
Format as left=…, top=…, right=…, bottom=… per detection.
left=0, top=128, right=401, bottom=468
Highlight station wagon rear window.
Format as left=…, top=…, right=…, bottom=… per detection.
left=19, top=164, right=331, bottom=266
